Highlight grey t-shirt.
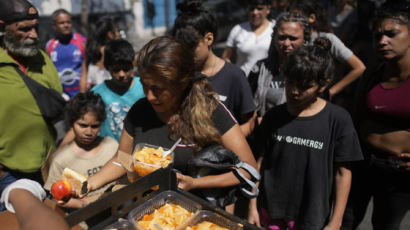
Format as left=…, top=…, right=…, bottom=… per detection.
left=310, top=31, right=353, bottom=62
left=248, top=59, right=286, bottom=116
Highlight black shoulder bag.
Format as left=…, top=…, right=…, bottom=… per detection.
left=14, top=66, right=66, bottom=123
left=187, top=144, right=260, bottom=208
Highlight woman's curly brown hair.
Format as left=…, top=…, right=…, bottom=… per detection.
left=136, top=36, right=221, bottom=150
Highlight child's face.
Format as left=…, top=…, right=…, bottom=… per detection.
left=285, top=79, right=321, bottom=108
left=109, top=63, right=134, bottom=88
left=194, top=33, right=213, bottom=69
left=73, top=112, right=101, bottom=146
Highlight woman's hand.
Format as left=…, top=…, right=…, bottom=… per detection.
left=176, top=173, right=196, bottom=191
left=57, top=197, right=88, bottom=209
left=247, top=198, right=260, bottom=227
left=398, top=153, right=410, bottom=171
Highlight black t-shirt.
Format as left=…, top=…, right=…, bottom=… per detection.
left=123, top=98, right=236, bottom=173
left=254, top=102, right=363, bottom=230
left=208, top=62, right=256, bottom=121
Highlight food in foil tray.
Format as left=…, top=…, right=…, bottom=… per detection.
left=185, top=221, right=229, bottom=230
left=137, top=203, right=193, bottom=230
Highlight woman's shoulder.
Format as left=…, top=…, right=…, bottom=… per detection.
left=231, top=21, right=252, bottom=34
left=266, top=21, right=275, bottom=32
left=211, top=102, right=237, bottom=134
left=238, top=21, right=252, bottom=30
left=126, top=98, right=157, bottom=125
left=129, top=98, right=150, bottom=110
left=316, top=32, right=353, bottom=61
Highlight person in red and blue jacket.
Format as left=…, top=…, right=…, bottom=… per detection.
left=46, top=9, right=86, bottom=100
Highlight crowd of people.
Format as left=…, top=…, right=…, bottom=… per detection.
left=0, top=0, right=409, bottom=230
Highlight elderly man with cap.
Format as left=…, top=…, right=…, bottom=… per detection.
left=0, top=0, right=62, bottom=210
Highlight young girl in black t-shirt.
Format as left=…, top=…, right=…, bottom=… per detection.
left=248, top=38, right=363, bottom=230
left=172, top=0, right=256, bottom=136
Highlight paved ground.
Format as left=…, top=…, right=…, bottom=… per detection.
left=357, top=199, right=409, bottom=230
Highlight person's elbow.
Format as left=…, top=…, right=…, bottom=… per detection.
left=350, top=55, right=366, bottom=76
left=355, top=62, right=366, bottom=76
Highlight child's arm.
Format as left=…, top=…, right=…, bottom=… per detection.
left=239, top=111, right=257, bottom=137
left=86, top=129, right=133, bottom=192
left=247, top=156, right=263, bottom=227
left=56, top=128, right=74, bottom=151
left=325, top=163, right=352, bottom=230
left=79, top=60, right=88, bottom=93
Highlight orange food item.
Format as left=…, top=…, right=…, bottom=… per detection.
left=137, top=203, right=193, bottom=230
left=186, top=221, right=229, bottom=230
left=51, top=179, right=72, bottom=201
left=133, top=146, right=172, bottom=177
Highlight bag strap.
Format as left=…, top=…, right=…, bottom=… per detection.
left=233, top=161, right=260, bottom=198
left=13, top=65, right=53, bottom=105
left=13, top=65, right=41, bottom=88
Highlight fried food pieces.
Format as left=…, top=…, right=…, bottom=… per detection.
left=133, top=146, right=172, bottom=177
left=138, top=203, right=193, bottom=230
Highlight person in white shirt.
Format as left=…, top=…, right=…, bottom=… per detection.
left=222, top=0, right=275, bottom=76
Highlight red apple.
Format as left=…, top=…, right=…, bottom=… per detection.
left=51, top=179, right=72, bottom=201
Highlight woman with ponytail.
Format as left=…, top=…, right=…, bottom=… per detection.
left=85, top=36, right=257, bottom=205
left=249, top=38, right=363, bottom=229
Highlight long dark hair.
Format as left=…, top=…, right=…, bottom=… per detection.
left=172, top=0, right=218, bottom=50
left=136, top=36, right=221, bottom=148
left=372, top=0, right=410, bottom=32
left=85, top=17, right=118, bottom=65
left=290, top=0, right=332, bottom=33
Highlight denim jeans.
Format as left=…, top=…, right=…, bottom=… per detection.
left=0, top=172, right=17, bottom=211
left=0, top=168, right=43, bottom=212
